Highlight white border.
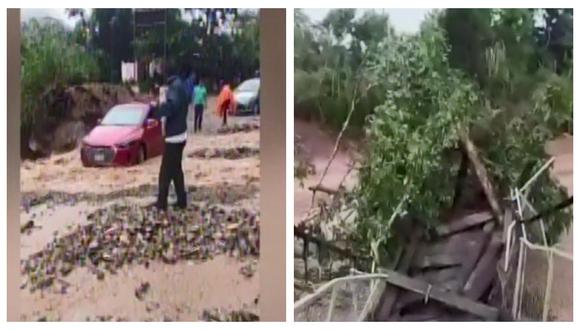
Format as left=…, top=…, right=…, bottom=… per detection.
left=2, top=1, right=580, bottom=327
left=286, top=7, right=296, bottom=323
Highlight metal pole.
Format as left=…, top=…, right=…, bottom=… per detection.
left=543, top=251, right=555, bottom=321
left=512, top=239, right=525, bottom=319
left=164, top=9, right=168, bottom=82
left=326, top=286, right=337, bottom=321
left=133, top=9, right=137, bottom=82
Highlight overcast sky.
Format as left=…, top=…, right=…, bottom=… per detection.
left=23, top=8, right=432, bottom=33
left=302, top=8, right=433, bottom=34
left=20, top=8, right=251, bottom=29
left=21, top=8, right=87, bottom=28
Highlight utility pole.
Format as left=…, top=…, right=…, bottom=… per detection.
left=163, top=9, right=168, bottom=82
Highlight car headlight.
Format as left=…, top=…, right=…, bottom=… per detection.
left=116, top=140, right=137, bottom=149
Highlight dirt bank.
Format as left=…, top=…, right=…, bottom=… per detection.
left=24, top=83, right=137, bottom=159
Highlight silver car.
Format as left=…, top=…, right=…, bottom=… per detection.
left=233, top=78, right=260, bottom=115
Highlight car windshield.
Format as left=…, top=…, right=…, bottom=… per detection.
left=101, top=106, right=146, bottom=126
left=236, top=79, right=260, bottom=92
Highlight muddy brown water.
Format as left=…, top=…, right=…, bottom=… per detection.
left=522, top=135, right=573, bottom=321
left=294, top=119, right=358, bottom=224
left=20, top=107, right=261, bottom=321
left=20, top=256, right=259, bottom=321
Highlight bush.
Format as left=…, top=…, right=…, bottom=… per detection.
left=21, top=18, right=99, bottom=132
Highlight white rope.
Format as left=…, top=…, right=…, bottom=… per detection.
left=504, top=221, right=517, bottom=272
left=521, top=237, right=573, bottom=261
left=424, top=284, right=433, bottom=304
left=512, top=239, right=525, bottom=319
left=519, top=157, right=555, bottom=194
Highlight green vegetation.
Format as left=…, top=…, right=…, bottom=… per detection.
left=21, top=18, right=99, bottom=139
left=294, top=9, right=392, bottom=131
left=21, top=9, right=260, bottom=148
left=295, top=9, right=573, bottom=264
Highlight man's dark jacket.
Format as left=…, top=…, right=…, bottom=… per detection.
left=155, top=75, right=188, bottom=137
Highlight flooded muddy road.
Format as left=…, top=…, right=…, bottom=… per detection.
left=20, top=98, right=261, bottom=321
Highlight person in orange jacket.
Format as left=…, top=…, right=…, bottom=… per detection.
left=216, top=80, right=235, bottom=126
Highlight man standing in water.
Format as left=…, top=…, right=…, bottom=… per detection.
left=193, top=78, right=208, bottom=133
left=154, top=63, right=190, bottom=211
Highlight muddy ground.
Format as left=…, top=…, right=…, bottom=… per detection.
left=20, top=97, right=261, bottom=321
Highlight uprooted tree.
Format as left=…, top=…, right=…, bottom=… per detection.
left=303, top=9, right=572, bottom=268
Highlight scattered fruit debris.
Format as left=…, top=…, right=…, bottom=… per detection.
left=21, top=203, right=260, bottom=291
left=201, top=308, right=259, bottom=321
left=135, top=282, right=150, bottom=301
left=188, top=146, right=260, bottom=160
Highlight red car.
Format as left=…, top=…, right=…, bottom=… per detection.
left=81, top=103, right=164, bottom=167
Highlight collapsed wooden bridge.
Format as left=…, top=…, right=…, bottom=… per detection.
left=294, top=135, right=573, bottom=321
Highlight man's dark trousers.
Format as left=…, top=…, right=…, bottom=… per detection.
left=194, top=104, right=204, bottom=132
left=156, top=141, right=187, bottom=210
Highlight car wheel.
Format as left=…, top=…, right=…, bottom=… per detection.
left=252, top=102, right=259, bottom=115
left=137, top=145, right=146, bottom=164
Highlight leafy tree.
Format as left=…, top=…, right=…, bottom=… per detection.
left=351, top=9, right=572, bottom=265
left=295, top=9, right=572, bottom=267
left=355, top=25, right=481, bottom=263
left=21, top=18, right=99, bottom=156
left=294, top=9, right=393, bottom=131
left=68, top=8, right=134, bottom=82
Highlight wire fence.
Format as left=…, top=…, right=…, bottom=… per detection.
left=504, top=157, right=573, bottom=321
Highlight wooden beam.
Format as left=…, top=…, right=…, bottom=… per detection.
left=308, top=184, right=339, bottom=195
left=459, top=130, right=503, bottom=224
left=377, top=268, right=499, bottom=320
left=436, top=211, right=494, bottom=236
left=373, top=228, right=421, bottom=320
left=463, top=233, right=503, bottom=300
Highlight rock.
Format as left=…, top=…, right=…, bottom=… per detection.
left=145, top=301, right=160, bottom=313
left=21, top=220, right=35, bottom=234
left=135, top=282, right=150, bottom=301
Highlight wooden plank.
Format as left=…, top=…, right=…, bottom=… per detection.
left=377, top=268, right=499, bottom=320
left=413, top=230, right=488, bottom=280
left=456, top=230, right=490, bottom=286
left=463, top=233, right=503, bottom=300
left=394, top=273, right=462, bottom=312
left=308, top=184, right=339, bottom=195
left=398, top=305, right=445, bottom=321
left=436, top=211, right=494, bottom=236
left=373, top=228, right=421, bottom=321
left=502, top=209, right=513, bottom=243
left=415, top=254, right=463, bottom=269
left=459, top=130, right=503, bottom=224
